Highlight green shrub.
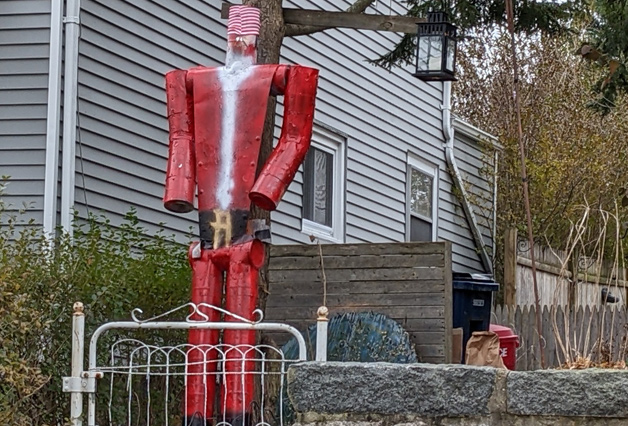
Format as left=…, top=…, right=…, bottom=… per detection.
left=0, top=194, right=191, bottom=425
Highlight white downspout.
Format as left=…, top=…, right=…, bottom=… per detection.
left=442, top=81, right=493, bottom=274
left=60, top=0, right=82, bottom=236
left=43, top=0, right=64, bottom=236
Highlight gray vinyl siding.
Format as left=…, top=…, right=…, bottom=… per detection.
left=72, top=0, right=217, bottom=241
left=454, top=133, right=495, bottom=243
left=272, top=0, right=443, bottom=247
left=70, top=0, right=441, bottom=247
left=0, top=0, right=50, bottom=225
left=72, top=0, right=494, bottom=271
left=271, top=0, right=494, bottom=274
left=0, top=0, right=495, bottom=272
left=444, top=133, right=496, bottom=273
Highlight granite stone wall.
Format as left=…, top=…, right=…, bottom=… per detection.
left=287, top=362, right=628, bottom=426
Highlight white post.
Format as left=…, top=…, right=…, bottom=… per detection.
left=70, top=302, right=85, bottom=426
left=315, top=306, right=328, bottom=362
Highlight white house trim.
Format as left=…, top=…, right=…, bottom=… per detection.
left=301, top=126, right=346, bottom=243
left=406, top=153, right=439, bottom=242
left=43, top=0, right=64, bottom=236
left=60, top=0, right=82, bottom=235
left=453, top=117, right=503, bottom=151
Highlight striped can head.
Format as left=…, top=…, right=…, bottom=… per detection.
left=227, top=6, right=261, bottom=36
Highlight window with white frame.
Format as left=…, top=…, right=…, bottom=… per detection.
left=301, top=127, right=345, bottom=242
left=407, top=155, right=438, bottom=242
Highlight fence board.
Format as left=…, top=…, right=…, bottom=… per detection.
left=576, top=307, right=585, bottom=355
left=527, top=306, right=536, bottom=370
left=267, top=292, right=445, bottom=308
left=269, top=280, right=445, bottom=295
left=543, top=306, right=556, bottom=368
left=584, top=306, right=594, bottom=357
left=269, top=253, right=445, bottom=270
left=553, top=305, right=565, bottom=366
left=272, top=305, right=447, bottom=320
left=269, top=242, right=447, bottom=257
left=510, top=234, right=627, bottom=309
left=610, top=307, right=624, bottom=358
left=493, top=304, right=628, bottom=370
left=491, top=305, right=501, bottom=325
left=571, top=307, right=580, bottom=356
left=266, top=242, right=453, bottom=364
left=514, top=306, right=525, bottom=370
left=504, top=304, right=513, bottom=328
left=269, top=266, right=445, bottom=283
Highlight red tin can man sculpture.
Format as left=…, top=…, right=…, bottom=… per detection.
left=163, top=5, right=319, bottom=426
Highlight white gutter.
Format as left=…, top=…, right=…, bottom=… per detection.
left=43, top=0, right=64, bottom=236
left=442, top=81, right=493, bottom=274
left=452, top=118, right=503, bottom=151
left=60, top=0, right=82, bottom=236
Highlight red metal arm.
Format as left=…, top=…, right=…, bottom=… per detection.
left=164, top=69, right=196, bottom=213
left=249, top=65, right=319, bottom=211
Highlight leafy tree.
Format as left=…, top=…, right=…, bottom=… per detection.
left=239, top=0, right=592, bottom=295
left=373, top=0, right=584, bottom=69
left=239, top=0, right=586, bottom=306
left=454, top=27, right=628, bottom=276
left=0, top=187, right=191, bottom=425
left=580, top=0, right=628, bottom=113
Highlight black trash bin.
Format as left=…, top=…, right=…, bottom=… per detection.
left=452, top=272, right=499, bottom=363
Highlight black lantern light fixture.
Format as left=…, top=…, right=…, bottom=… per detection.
left=414, top=11, right=458, bottom=82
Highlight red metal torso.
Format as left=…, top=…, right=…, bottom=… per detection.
left=188, top=64, right=279, bottom=212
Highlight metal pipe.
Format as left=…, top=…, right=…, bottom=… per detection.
left=88, top=322, right=307, bottom=367
left=70, top=302, right=85, bottom=426
left=60, top=0, right=82, bottom=235
left=442, top=81, right=493, bottom=274
left=43, top=0, right=63, bottom=236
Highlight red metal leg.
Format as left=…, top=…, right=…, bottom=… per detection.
left=185, top=245, right=223, bottom=425
left=221, top=240, right=265, bottom=424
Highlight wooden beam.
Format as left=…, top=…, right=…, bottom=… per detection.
left=221, top=3, right=423, bottom=35
left=282, top=9, right=422, bottom=34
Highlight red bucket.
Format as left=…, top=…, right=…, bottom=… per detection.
left=489, top=324, right=519, bottom=370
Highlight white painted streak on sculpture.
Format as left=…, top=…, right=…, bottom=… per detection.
left=216, top=57, right=254, bottom=210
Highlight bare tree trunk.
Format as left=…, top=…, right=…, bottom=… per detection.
left=244, top=0, right=284, bottom=64
left=243, top=0, right=284, bottom=310
left=242, top=0, right=376, bottom=310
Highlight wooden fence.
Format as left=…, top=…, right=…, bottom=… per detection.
left=492, top=304, right=628, bottom=370
left=265, top=242, right=453, bottom=364
left=503, top=229, right=628, bottom=308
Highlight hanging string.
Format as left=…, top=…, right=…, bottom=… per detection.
left=318, top=239, right=328, bottom=307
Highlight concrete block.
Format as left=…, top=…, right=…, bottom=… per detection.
left=288, top=362, right=498, bottom=416
left=507, top=369, right=628, bottom=417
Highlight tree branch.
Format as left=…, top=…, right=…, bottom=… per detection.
left=285, top=0, right=376, bottom=37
